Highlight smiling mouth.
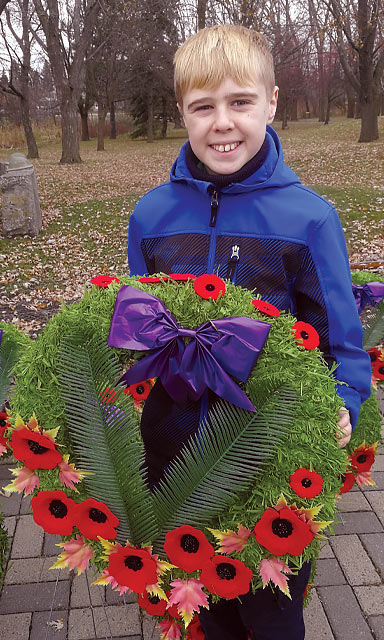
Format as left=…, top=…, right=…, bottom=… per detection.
left=210, top=142, right=241, bottom=153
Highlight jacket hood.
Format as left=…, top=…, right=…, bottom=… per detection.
left=170, top=125, right=301, bottom=194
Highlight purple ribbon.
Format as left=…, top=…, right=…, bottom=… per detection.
left=107, top=286, right=271, bottom=411
left=352, top=282, right=384, bottom=314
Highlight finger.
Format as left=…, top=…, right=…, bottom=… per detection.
left=338, top=433, right=351, bottom=448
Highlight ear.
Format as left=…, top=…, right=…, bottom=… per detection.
left=267, top=86, right=279, bottom=124
left=177, top=102, right=184, bottom=117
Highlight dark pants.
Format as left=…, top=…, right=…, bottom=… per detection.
left=198, top=561, right=311, bottom=640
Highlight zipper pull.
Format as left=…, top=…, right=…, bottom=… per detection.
left=209, top=189, right=219, bottom=227
left=227, top=244, right=240, bottom=281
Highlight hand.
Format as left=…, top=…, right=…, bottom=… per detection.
left=336, top=408, right=352, bottom=448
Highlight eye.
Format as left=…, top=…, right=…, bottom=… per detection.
left=233, top=99, right=249, bottom=107
left=195, top=105, right=211, bottom=111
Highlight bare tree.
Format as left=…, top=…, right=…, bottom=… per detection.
left=32, top=0, right=100, bottom=163
left=324, top=0, right=384, bottom=141
left=0, top=0, right=12, bottom=14
left=0, top=0, right=39, bottom=158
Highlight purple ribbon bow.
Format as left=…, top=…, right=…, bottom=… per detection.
left=107, top=286, right=271, bottom=412
left=352, top=282, right=384, bottom=314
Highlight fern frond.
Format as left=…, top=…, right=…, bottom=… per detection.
left=151, top=385, right=296, bottom=551
left=58, top=334, right=158, bottom=545
left=363, top=301, right=384, bottom=350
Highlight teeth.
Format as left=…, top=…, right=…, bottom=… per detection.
left=212, top=142, right=240, bottom=152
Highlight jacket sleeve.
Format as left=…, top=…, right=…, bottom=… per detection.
left=128, top=207, right=149, bottom=277
left=293, top=206, right=371, bottom=428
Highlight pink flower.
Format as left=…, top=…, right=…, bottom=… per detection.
left=58, top=455, right=85, bottom=491
left=259, top=557, right=293, bottom=597
left=92, top=568, right=133, bottom=595
left=208, top=524, right=253, bottom=554
left=167, top=578, right=209, bottom=626
left=4, top=467, right=40, bottom=495
left=51, top=535, right=94, bottom=575
left=158, top=617, right=183, bottom=640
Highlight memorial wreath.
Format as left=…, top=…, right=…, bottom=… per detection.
left=0, top=272, right=382, bottom=640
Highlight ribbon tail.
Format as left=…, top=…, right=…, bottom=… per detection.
left=120, top=350, right=167, bottom=387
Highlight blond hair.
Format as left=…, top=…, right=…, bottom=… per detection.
left=174, top=25, right=275, bottom=105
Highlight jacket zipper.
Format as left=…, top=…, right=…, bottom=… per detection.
left=207, top=188, right=219, bottom=272
left=227, top=244, right=240, bottom=283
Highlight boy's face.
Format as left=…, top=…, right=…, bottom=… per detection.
left=179, top=77, right=278, bottom=175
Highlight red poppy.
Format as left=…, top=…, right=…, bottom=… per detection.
left=31, top=490, right=76, bottom=535
left=90, top=275, right=120, bottom=287
left=73, top=498, right=119, bottom=540
left=164, top=525, right=215, bottom=572
left=108, top=546, right=158, bottom=592
left=339, top=472, right=355, bottom=494
left=372, top=359, right=384, bottom=380
left=137, top=591, right=168, bottom=616
left=291, top=321, right=319, bottom=350
left=138, top=276, right=165, bottom=283
left=200, top=555, right=253, bottom=599
left=186, top=615, right=205, bottom=640
left=124, top=381, right=152, bottom=404
left=193, top=274, right=226, bottom=300
left=169, top=273, right=196, bottom=281
left=289, top=468, right=323, bottom=499
left=11, top=428, right=63, bottom=470
left=368, top=347, right=381, bottom=363
left=350, top=445, right=375, bottom=472
left=254, top=507, right=314, bottom=556
left=251, top=300, right=281, bottom=317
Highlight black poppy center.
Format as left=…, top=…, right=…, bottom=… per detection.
left=301, top=478, right=312, bottom=488
left=300, top=331, right=309, bottom=340
left=357, top=454, right=367, bottom=464
left=28, top=439, right=49, bottom=455
left=0, top=419, right=6, bottom=427
left=369, top=352, right=377, bottom=362
left=378, top=367, right=384, bottom=375
left=216, top=562, right=236, bottom=580
left=49, top=499, right=68, bottom=519
left=125, top=555, right=143, bottom=571
left=205, top=284, right=216, bottom=292
left=148, top=595, right=160, bottom=604
left=272, top=517, right=293, bottom=538
left=89, top=508, right=107, bottom=523
left=180, top=533, right=200, bottom=554
left=340, top=474, right=346, bottom=483
left=136, top=385, right=145, bottom=395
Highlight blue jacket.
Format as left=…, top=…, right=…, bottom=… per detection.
left=128, top=126, right=371, bottom=429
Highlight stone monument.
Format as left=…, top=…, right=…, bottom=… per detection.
left=0, top=152, right=42, bottom=237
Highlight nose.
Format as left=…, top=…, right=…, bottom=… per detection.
left=213, top=106, right=234, bottom=131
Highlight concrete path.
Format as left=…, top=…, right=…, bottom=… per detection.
left=1, top=391, right=383, bottom=640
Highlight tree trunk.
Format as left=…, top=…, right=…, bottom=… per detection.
left=60, top=88, right=82, bottom=164
left=359, top=100, right=379, bottom=142
left=80, top=110, right=90, bottom=141
left=147, top=84, right=154, bottom=143
left=97, top=102, right=108, bottom=151
left=197, top=0, right=206, bottom=30
left=290, top=99, right=298, bottom=121
left=109, top=101, right=116, bottom=139
left=21, top=99, right=39, bottom=158
left=324, top=99, right=331, bottom=125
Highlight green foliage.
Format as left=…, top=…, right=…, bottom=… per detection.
left=362, top=301, right=384, bottom=351
left=58, top=333, right=158, bottom=545
left=0, top=322, right=32, bottom=406
left=151, top=386, right=296, bottom=552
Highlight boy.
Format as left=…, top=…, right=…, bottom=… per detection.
left=128, top=25, right=371, bottom=640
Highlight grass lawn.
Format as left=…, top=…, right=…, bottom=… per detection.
left=0, top=116, right=383, bottom=334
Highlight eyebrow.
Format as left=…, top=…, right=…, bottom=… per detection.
left=186, top=91, right=259, bottom=111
